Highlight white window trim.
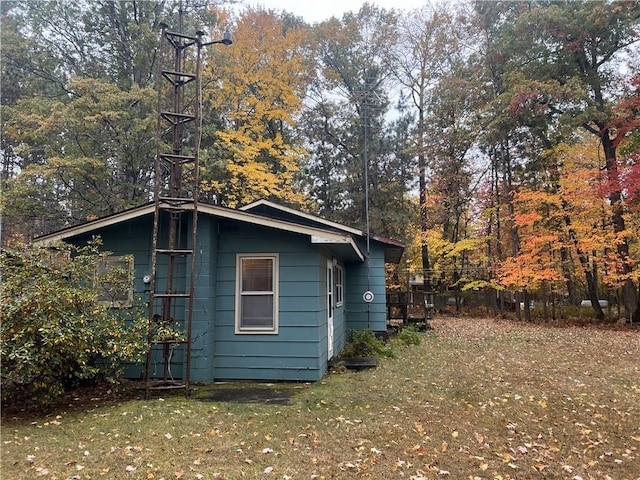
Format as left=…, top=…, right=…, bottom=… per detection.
left=335, top=264, right=344, bottom=307
left=95, top=255, right=134, bottom=308
left=235, top=254, right=279, bottom=334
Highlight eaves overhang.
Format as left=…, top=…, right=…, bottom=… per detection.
left=33, top=201, right=366, bottom=262
left=241, top=199, right=405, bottom=264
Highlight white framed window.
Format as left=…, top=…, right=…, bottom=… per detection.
left=335, top=264, right=344, bottom=307
left=95, top=255, right=134, bottom=308
left=235, top=254, right=279, bottom=334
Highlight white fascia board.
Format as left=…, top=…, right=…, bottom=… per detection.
left=34, top=202, right=365, bottom=262
left=239, top=199, right=363, bottom=236
left=33, top=204, right=156, bottom=245
left=201, top=205, right=365, bottom=261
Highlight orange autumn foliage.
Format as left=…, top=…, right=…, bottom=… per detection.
left=497, top=137, right=638, bottom=293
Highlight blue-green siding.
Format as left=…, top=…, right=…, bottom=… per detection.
left=71, top=218, right=153, bottom=379
left=212, top=222, right=326, bottom=381
left=189, top=216, right=217, bottom=382
left=63, top=211, right=394, bottom=383
left=344, top=241, right=388, bottom=332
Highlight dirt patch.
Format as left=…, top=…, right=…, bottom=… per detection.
left=195, top=382, right=306, bottom=405
left=1, top=380, right=141, bottom=421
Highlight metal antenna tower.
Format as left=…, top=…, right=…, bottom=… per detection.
left=144, top=4, right=230, bottom=398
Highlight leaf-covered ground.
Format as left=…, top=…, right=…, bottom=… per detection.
left=2, top=317, right=639, bottom=479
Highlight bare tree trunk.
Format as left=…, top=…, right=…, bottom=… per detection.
left=417, top=108, right=433, bottom=318
left=560, top=247, right=578, bottom=305
left=523, top=289, right=531, bottom=322
left=501, top=142, right=523, bottom=321
left=573, top=237, right=604, bottom=320
left=599, top=123, right=638, bottom=322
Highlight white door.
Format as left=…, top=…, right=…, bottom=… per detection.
left=326, top=259, right=334, bottom=360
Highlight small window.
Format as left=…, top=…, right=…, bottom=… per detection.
left=335, top=264, right=344, bottom=307
left=95, top=255, right=134, bottom=308
left=235, top=254, right=279, bottom=334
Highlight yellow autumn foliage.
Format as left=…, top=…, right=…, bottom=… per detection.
left=201, top=7, right=313, bottom=208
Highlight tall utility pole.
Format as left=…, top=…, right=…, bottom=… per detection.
left=144, top=4, right=231, bottom=399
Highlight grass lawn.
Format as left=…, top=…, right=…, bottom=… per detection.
left=2, top=316, right=639, bottom=480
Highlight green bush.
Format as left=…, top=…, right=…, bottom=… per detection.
left=340, top=329, right=395, bottom=359
left=1, top=240, right=147, bottom=405
left=394, top=326, right=422, bottom=346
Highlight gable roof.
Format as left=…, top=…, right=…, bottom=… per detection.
left=34, top=200, right=404, bottom=264
left=240, top=199, right=363, bottom=235
left=241, top=199, right=404, bottom=263
left=33, top=201, right=364, bottom=262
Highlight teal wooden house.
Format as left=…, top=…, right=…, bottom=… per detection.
left=35, top=200, right=404, bottom=383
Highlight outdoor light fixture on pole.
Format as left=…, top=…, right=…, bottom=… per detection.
left=198, top=30, right=232, bottom=47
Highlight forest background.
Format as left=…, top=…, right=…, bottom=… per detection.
left=1, top=0, right=639, bottom=322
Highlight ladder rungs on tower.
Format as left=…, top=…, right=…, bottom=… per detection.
left=145, top=20, right=202, bottom=400
left=162, top=70, right=196, bottom=86
left=157, top=197, right=195, bottom=208
left=160, top=111, right=195, bottom=125
left=156, top=248, right=193, bottom=255
left=159, top=153, right=196, bottom=164
left=153, top=293, right=191, bottom=299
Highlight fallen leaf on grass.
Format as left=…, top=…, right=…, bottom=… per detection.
left=496, top=452, right=513, bottom=463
